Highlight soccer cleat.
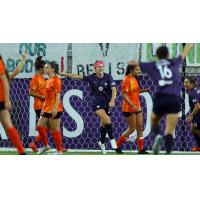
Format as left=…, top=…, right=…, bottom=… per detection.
left=115, top=148, right=124, bottom=154
left=29, top=142, right=38, bottom=153
left=138, top=149, right=149, bottom=154
left=191, top=147, right=200, bottom=152
left=152, top=135, right=162, bottom=155
left=98, top=141, right=107, bottom=155
left=110, top=139, right=117, bottom=149
left=37, top=145, right=51, bottom=155
left=62, top=147, right=68, bottom=152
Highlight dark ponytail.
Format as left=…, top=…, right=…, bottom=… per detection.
left=34, top=56, right=46, bottom=72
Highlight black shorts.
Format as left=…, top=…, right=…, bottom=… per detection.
left=123, top=111, right=142, bottom=118
left=92, top=103, right=111, bottom=115
left=0, top=102, right=5, bottom=111
left=153, top=93, right=181, bottom=117
left=42, top=112, right=63, bottom=119
left=35, top=109, right=42, bottom=119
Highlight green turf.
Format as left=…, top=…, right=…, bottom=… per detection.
left=0, top=151, right=200, bottom=155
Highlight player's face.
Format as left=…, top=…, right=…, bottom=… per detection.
left=95, top=64, right=104, bottom=75
left=132, top=65, right=141, bottom=76
left=44, top=64, right=52, bottom=76
left=184, top=79, right=193, bottom=90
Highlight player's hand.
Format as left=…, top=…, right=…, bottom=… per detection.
left=109, top=99, right=115, bottom=107
left=186, top=115, right=193, bottom=123
left=40, top=96, right=45, bottom=100
left=51, top=108, right=57, bottom=118
left=5, top=99, right=12, bottom=111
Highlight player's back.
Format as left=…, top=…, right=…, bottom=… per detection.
left=140, top=56, right=183, bottom=97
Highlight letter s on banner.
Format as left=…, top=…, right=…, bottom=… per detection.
left=63, top=89, right=84, bottom=138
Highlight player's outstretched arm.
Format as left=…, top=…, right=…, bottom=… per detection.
left=52, top=92, right=61, bottom=118
left=9, top=52, right=26, bottom=79
left=59, top=72, right=83, bottom=80
left=181, top=43, right=193, bottom=60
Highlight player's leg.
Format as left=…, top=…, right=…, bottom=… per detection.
left=29, top=109, right=42, bottom=152
left=0, top=109, right=25, bottom=155
left=135, top=112, right=148, bottom=154
left=117, top=113, right=136, bottom=149
left=49, top=116, right=63, bottom=154
left=151, top=112, right=162, bottom=155
left=36, top=116, right=49, bottom=148
left=190, top=123, right=200, bottom=151
left=96, top=109, right=112, bottom=154
left=164, top=113, right=179, bottom=154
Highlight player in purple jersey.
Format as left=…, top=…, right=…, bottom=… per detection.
left=129, top=43, right=193, bottom=154
left=60, top=61, right=118, bottom=154
left=184, top=77, right=200, bottom=151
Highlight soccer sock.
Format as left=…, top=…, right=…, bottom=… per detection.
left=137, top=137, right=144, bottom=152
left=51, top=130, right=63, bottom=152
left=116, top=135, right=126, bottom=148
left=35, top=135, right=42, bottom=145
left=6, top=127, right=25, bottom=155
left=151, top=125, right=160, bottom=136
left=100, top=126, right=107, bottom=144
left=193, top=134, right=200, bottom=147
left=164, top=134, right=174, bottom=154
left=36, top=126, right=48, bottom=146
left=105, top=124, right=114, bottom=140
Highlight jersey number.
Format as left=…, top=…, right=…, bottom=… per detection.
left=157, top=65, right=173, bottom=86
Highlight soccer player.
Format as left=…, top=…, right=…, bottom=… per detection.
left=0, top=55, right=25, bottom=155
left=29, top=56, right=49, bottom=153
left=184, top=77, right=200, bottom=151
left=116, top=63, right=149, bottom=154
left=36, top=62, right=64, bottom=154
left=60, top=61, right=117, bottom=154
left=133, top=43, right=193, bottom=154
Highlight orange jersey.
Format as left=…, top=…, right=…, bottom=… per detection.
left=30, top=74, right=46, bottom=110
left=121, top=75, right=141, bottom=112
left=42, top=76, right=63, bottom=113
left=0, top=58, right=6, bottom=101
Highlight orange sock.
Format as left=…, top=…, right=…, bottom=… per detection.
left=117, top=135, right=126, bottom=148
left=51, top=130, right=63, bottom=152
left=36, top=126, right=48, bottom=146
left=6, top=127, right=25, bottom=155
left=35, top=134, right=42, bottom=143
left=137, top=138, right=144, bottom=152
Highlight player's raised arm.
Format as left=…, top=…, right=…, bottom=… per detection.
left=59, top=72, right=83, bottom=80
left=9, top=52, right=26, bottom=79
left=181, top=43, right=193, bottom=60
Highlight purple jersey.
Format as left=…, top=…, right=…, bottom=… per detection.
left=140, top=56, right=183, bottom=97
left=83, top=73, right=116, bottom=105
left=186, top=88, right=200, bottom=112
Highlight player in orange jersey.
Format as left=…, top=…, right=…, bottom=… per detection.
left=0, top=55, right=25, bottom=155
left=29, top=56, right=50, bottom=153
left=116, top=62, right=149, bottom=154
left=36, top=62, right=64, bottom=154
